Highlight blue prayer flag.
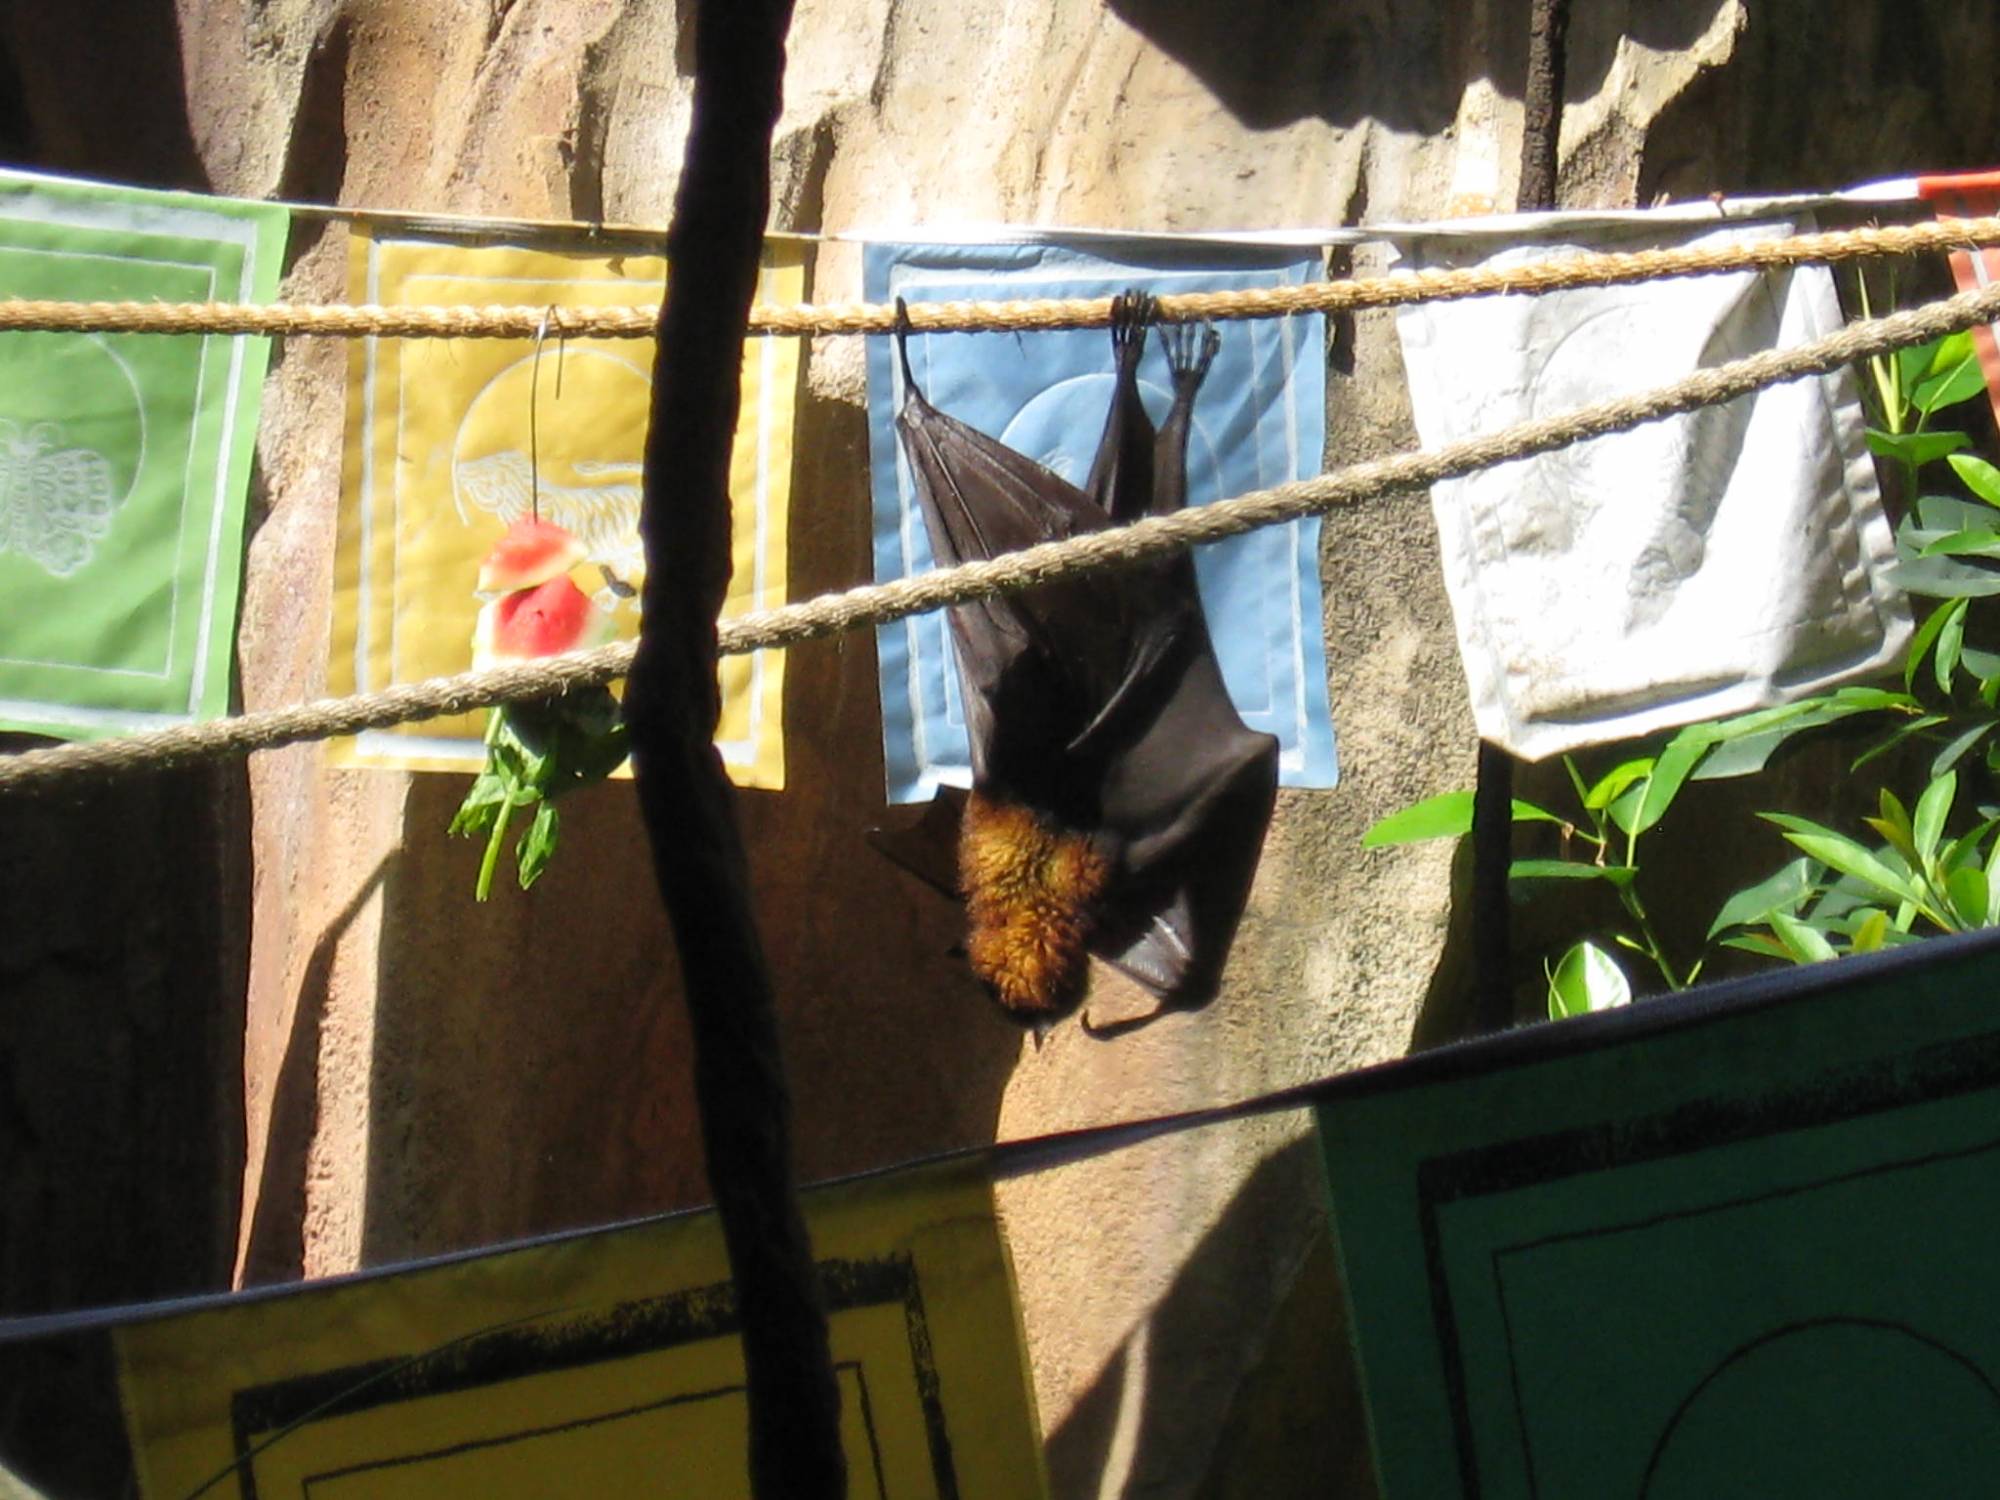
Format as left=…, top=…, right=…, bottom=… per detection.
left=863, top=237, right=1337, bottom=803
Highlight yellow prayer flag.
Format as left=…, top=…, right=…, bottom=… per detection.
left=117, top=1162, right=1046, bottom=1497
left=330, top=231, right=800, bottom=788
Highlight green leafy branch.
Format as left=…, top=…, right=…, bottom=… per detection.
left=1366, top=317, right=2000, bottom=1018
left=449, top=687, right=629, bottom=900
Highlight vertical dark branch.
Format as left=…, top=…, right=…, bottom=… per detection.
left=1472, top=0, right=1570, bottom=1033
left=1469, top=741, right=1516, bottom=1032
left=623, top=1, right=844, bottom=1497
left=1517, top=0, right=1571, bottom=211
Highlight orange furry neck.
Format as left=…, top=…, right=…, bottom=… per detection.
left=959, top=793, right=1111, bottom=1018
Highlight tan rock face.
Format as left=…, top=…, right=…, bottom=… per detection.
left=9, top=0, right=2000, bottom=1494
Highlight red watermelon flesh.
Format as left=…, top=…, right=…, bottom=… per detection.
left=473, top=575, right=615, bottom=667
left=476, top=517, right=589, bottom=594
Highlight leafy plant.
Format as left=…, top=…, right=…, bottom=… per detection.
left=1366, top=309, right=2000, bottom=1017
left=1710, top=316, right=2000, bottom=961
left=450, top=690, right=629, bottom=900
left=1365, top=746, right=1697, bottom=1018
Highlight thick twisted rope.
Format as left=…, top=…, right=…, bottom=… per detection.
left=4, top=274, right=1997, bottom=791
left=0, top=213, right=1997, bottom=340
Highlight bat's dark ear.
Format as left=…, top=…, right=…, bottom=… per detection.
left=865, top=785, right=968, bottom=900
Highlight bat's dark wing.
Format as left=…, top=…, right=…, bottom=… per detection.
left=884, top=296, right=1279, bottom=1022
left=892, top=306, right=1149, bottom=816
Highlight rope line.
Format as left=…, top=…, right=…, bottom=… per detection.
left=5, top=275, right=1997, bottom=792
left=0, top=213, right=1997, bottom=340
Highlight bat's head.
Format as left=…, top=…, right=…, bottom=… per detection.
left=958, top=791, right=1112, bottom=1025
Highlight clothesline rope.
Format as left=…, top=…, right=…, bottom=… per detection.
left=0, top=213, right=1997, bottom=340
left=5, top=273, right=1998, bottom=791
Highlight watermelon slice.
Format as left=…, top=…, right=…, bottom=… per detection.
left=476, top=517, right=589, bottom=594
left=473, top=575, right=616, bottom=668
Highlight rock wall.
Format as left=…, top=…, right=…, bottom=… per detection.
left=4, top=1, right=1999, bottom=1495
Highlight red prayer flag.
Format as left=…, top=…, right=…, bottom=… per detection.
left=1917, top=169, right=2000, bottom=424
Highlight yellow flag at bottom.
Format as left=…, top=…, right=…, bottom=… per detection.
left=117, top=1162, right=1046, bottom=1498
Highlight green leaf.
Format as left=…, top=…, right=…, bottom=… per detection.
left=1363, top=791, right=1473, bottom=846
left=447, top=771, right=511, bottom=835
left=1510, top=859, right=1637, bottom=886
left=1361, top=791, right=1562, bottom=846
left=1933, top=720, right=1995, bottom=778
left=1936, top=597, right=1969, bottom=693
left=1892, top=552, right=2000, bottom=599
left=1896, top=339, right=1936, bottom=392
left=1916, top=531, right=2000, bottom=559
left=1878, top=786, right=1913, bottom=843
left=1606, top=782, right=1649, bottom=838
left=1913, top=771, right=1958, bottom=866
left=1707, top=856, right=1820, bottom=939
left=517, top=799, right=560, bottom=890
left=1926, top=330, right=1978, bottom=378
left=1546, top=940, right=1632, bottom=1020
left=1918, top=494, right=1998, bottom=533
left=1510, top=799, right=1566, bottom=827
left=1868, top=428, right=1971, bottom=468
left=1582, top=758, right=1654, bottom=811
left=1911, top=346, right=1986, bottom=413
left=1864, top=817, right=1919, bottom=875
left=1722, top=933, right=1795, bottom=961
left=1632, top=733, right=1707, bottom=835
left=1950, top=452, right=2000, bottom=508
left=1947, top=864, right=1991, bottom=929
left=1770, top=908, right=1839, bottom=964
left=1852, top=714, right=1949, bottom=772
left=1690, top=730, right=1794, bottom=780
left=1905, top=600, right=1960, bottom=690
left=1762, top=813, right=1921, bottom=905
left=1849, top=909, right=1891, bottom=953
left=1940, top=818, right=2000, bottom=876
left=1689, top=688, right=1916, bottom=780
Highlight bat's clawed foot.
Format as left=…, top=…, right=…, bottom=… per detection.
left=1110, top=290, right=1158, bottom=361
left=1162, top=319, right=1222, bottom=390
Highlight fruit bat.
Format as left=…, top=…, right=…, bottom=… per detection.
left=875, top=292, right=1280, bottom=1032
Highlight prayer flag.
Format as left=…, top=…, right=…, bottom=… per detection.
left=1396, top=212, right=1907, bottom=759
left=863, top=237, right=1337, bottom=803
left=117, top=1161, right=1045, bottom=1497
left=330, top=231, right=801, bottom=789
left=1319, top=929, right=2000, bottom=1498
left=0, top=168, right=285, bottom=739
left=1917, top=169, right=2000, bottom=428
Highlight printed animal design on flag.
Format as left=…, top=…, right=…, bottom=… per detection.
left=0, top=418, right=118, bottom=577
left=452, top=450, right=645, bottom=603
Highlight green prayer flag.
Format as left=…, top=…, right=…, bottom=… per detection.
left=1318, top=931, right=2000, bottom=1499
left=0, top=168, right=286, bottom=739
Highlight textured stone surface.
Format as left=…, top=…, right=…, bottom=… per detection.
left=6, top=1, right=2000, bottom=1495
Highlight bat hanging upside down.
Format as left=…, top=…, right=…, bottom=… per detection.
left=877, top=292, right=1280, bottom=1033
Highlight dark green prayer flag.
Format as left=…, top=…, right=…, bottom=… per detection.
left=1319, top=931, right=2000, bottom=1498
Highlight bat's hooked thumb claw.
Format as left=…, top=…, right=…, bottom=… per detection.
left=1078, top=1003, right=1175, bottom=1041
left=893, top=297, right=923, bottom=397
